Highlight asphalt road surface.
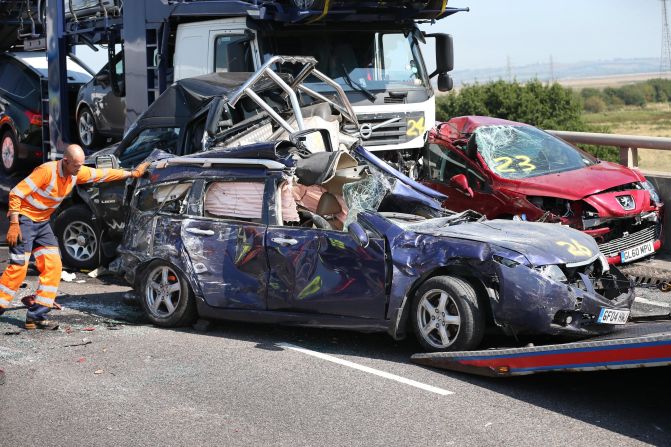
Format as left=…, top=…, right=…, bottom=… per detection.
left=1, top=246, right=670, bottom=446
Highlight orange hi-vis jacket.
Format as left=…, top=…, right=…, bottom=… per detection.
left=9, top=160, right=131, bottom=222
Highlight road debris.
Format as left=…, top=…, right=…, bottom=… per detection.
left=64, top=339, right=92, bottom=348
left=87, top=267, right=111, bottom=278
left=81, top=327, right=96, bottom=332
left=94, top=369, right=104, bottom=375
left=0, top=368, right=5, bottom=385
left=61, top=271, right=76, bottom=282
left=4, top=331, right=20, bottom=335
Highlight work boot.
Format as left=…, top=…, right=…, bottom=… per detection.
left=25, top=304, right=58, bottom=331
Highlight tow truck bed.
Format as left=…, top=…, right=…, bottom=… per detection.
left=411, top=319, right=671, bottom=377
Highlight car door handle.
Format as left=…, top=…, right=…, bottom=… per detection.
left=271, top=237, right=298, bottom=246
left=186, top=228, right=215, bottom=236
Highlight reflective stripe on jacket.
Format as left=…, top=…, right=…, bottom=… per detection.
left=9, top=161, right=130, bottom=222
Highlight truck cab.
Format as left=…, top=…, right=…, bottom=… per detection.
left=173, top=16, right=451, bottom=161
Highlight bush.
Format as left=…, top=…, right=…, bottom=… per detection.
left=583, top=96, right=607, bottom=113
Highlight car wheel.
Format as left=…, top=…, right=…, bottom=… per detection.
left=411, top=275, right=485, bottom=352
left=140, top=261, right=197, bottom=327
left=77, top=106, right=101, bottom=150
left=1, top=130, right=19, bottom=173
left=54, top=205, right=102, bottom=270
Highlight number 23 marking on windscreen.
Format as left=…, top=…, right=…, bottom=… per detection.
left=493, top=156, right=536, bottom=173
left=556, top=239, right=592, bottom=257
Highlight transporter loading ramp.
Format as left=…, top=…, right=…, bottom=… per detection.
left=411, top=318, right=671, bottom=377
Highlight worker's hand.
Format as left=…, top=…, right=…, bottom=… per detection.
left=131, top=161, right=151, bottom=179
left=6, top=222, right=21, bottom=247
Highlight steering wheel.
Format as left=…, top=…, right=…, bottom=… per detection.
left=298, top=210, right=332, bottom=230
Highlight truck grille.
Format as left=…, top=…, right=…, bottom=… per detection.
left=344, top=112, right=425, bottom=147
left=598, top=224, right=659, bottom=258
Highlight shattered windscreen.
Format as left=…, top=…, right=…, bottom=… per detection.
left=475, top=125, right=597, bottom=179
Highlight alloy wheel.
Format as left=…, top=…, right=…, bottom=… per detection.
left=62, top=221, right=98, bottom=262
left=145, top=266, right=183, bottom=318
left=2, top=135, right=15, bottom=170
left=78, top=110, right=94, bottom=147
left=416, top=288, right=462, bottom=349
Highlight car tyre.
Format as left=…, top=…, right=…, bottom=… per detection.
left=77, top=106, right=101, bottom=150
left=140, top=261, right=197, bottom=327
left=1, top=130, right=20, bottom=173
left=54, top=205, right=102, bottom=270
left=411, top=275, right=485, bottom=352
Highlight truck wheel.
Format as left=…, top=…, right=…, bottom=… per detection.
left=140, top=261, right=197, bottom=327
left=54, top=205, right=101, bottom=270
left=77, top=106, right=101, bottom=150
left=1, top=130, right=19, bottom=173
left=411, top=275, right=485, bottom=352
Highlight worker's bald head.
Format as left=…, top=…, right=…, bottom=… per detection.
left=62, top=144, right=86, bottom=176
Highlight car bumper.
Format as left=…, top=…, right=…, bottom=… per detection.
left=493, top=262, right=635, bottom=337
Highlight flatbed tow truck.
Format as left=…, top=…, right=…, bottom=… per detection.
left=411, top=316, right=671, bottom=376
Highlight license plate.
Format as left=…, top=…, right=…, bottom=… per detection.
left=597, top=308, right=630, bottom=325
left=620, top=241, right=655, bottom=263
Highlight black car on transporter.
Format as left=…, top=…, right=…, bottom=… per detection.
left=0, top=51, right=92, bottom=173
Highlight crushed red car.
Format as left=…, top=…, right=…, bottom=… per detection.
left=419, top=116, right=664, bottom=264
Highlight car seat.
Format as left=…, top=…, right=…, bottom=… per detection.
left=316, top=192, right=343, bottom=230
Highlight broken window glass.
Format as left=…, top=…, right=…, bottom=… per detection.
left=342, top=166, right=392, bottom=229
left=136, top=182, right=192, bottom=214
left=474, top=125, right=596, bottom=180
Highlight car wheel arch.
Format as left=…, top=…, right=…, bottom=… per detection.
left=393, top=265, right=495, bottom=340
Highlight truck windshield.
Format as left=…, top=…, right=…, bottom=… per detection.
left=267, top=30, right=430, bottom=93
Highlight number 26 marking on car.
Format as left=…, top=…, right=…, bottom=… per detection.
left=493, top=155, right=536, bottom=173
left=556, top=239, right=592, bottom=257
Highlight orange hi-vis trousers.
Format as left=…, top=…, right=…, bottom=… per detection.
left=0, top=215, right=61, bottom=309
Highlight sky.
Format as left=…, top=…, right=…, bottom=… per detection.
left=420, top=0, right=662, bottom=70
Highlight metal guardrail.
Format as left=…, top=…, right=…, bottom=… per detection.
left=547, top=130, right=671, bottom=169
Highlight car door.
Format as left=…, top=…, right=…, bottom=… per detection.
left=101, top=54, right=126, bottom=134
left=420, top=140, right=508, bottom=217
left=181, top=178, right=269, bottom=310
left=265, top=180, right=388, bottom=319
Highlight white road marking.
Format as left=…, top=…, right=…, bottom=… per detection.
left=635, top=297, right=671, bottom=308
left=277, top=342, right=453, bottom=396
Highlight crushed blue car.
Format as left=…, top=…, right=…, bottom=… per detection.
left=111, top=142, right=634, bottom=352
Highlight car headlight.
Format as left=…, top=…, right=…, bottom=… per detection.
left=535, top=264, right=568, bottom=283
left=641, top=180, right=662, bottom=206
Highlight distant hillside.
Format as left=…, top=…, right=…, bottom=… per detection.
left=452, top=58, right=663, bottom=86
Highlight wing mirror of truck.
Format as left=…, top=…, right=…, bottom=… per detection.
left=290, top=128, right=334, bottom=153
left=205, top=97, right=226, bottom=138
left=437, top=73, right=453, bottom=92
left=449, top=174, right=474, bottom=198
left=423, top=32, right=454, bottom=91
left=347, top=222, right=369, bottom=248
left=95, top=154, right=120, bottom=170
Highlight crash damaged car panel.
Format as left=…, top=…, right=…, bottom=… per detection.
left=421, top=116, right=664, bottom=264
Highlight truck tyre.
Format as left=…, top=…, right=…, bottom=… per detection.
left=411, top=275, right=485, bottom=352
left=77, top=106, right=102, bottom=150
left=140, top=261, right=197, bottom=327
left=54, top=205, right=102, bottom=270
left=1, top=130, right=19, bottom=173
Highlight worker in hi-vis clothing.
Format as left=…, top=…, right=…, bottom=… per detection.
left=0, top=144, right=149, bottom=329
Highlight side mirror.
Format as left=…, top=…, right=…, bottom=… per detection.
left=347, top=222, right=369, bottom=248
left=437, top=73, right=453, bottom=92
left=449, top=174, right=473, bottom=198
left=290, top=128, right=333, bottom=153
left=95, top=154, right=120, bottom=170
left=205, top=97, right=226, bottom=137
left=95, top=71, right=111, bottom=84
left=424, top=33, right=454, bottom=77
